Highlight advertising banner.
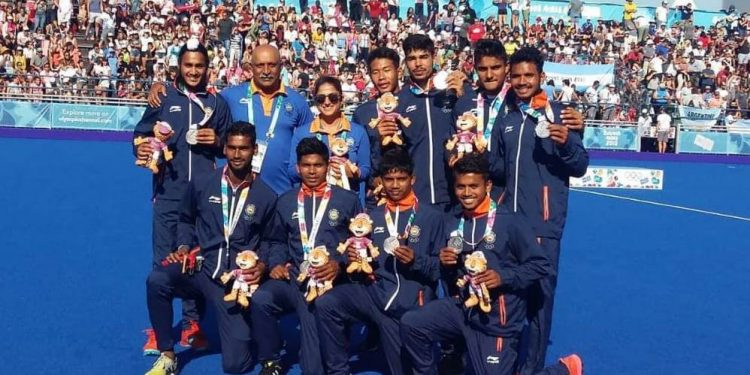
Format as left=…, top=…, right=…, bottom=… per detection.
left=677, top=105, right=721, bottom=128
left=583, top=126, right=639, bottom=151
left=571, top=166, right=664, bottom=190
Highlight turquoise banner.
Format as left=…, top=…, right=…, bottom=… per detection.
left=675, top=130, right=750, bottom=155
left=0, top=101, right=145, bottom=131
left=583, top=126, right=639, bottom=151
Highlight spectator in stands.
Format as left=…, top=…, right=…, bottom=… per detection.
left=655, top=107, right=671, bottom=153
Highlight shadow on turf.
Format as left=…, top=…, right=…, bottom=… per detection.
left=169, top=308, right=387, bottom=373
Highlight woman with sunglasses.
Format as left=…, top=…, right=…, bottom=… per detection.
left=288, top=76, right=371, bottom=200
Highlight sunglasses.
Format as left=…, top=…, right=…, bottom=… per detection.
left=314, top=93, right=341, bottom=105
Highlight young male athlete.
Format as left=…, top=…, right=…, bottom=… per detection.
left=494, top=47, right=589, bottom=375
left=315, top=146, right=446, bottom=375
left=399, top=153, right=582, bottom=375
left=134, top=40, right=232, bottom=356
left=250, top=137, right=362, bottom=375
left=144, top=122, right=279, bottom=375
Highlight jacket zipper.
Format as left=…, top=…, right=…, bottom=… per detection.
left=512, top=115, right=526, bottom=213
left=425, top=97, right=435, bottom=204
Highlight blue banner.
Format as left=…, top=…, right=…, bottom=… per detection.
left=545, top=62, right=614, bottom=90
left=677, top=130, right=728, bottom=154
left=583, top=126, right=639, bottom=151
left=0, top=101, right=52, bottom=129
left=0, top=101, right=145, bottom=131
left=727, top=133, right=750, bottom=155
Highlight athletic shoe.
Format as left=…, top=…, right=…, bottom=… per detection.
left=259, top=360, right=284, bottom=375
left=143, top=328, right=159, bottom=356
left=560, top=354, right=583, bottom=375
left=179, top=320, right=208, bottom=351
left=145, top=353, right=178, bottom=375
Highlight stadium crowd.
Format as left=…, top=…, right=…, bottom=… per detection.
left=0, top=0, right=749, bottom=118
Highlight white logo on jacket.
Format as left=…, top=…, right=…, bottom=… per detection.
left=373, top=227, right=385, bottom=234
left=486, top=356, right=500, bottom=364
left=505, top=126, right=514, bottom=133
left=169, top=106, right=181, bottom=113
left=405, top=105, right=417, bottom=113
left=208, top=196, right=221, bottom=204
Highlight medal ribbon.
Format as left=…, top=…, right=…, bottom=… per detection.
left=297, top=186, right=333, bottom=255
left=456, top=198, right=497, bottom=246
left=384, top=199, right=418, bottom=240
left=246, top=83, right=284, bottom=141
left=221, top=166, right=250, bottom=249
left=477, top=84, right=510, bottom=151
left=178, top=83, right=214, bottom=129
left=517, top=100, right=551, bottom=122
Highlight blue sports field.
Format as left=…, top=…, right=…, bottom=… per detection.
left=0, top=133, right=747, bottom=374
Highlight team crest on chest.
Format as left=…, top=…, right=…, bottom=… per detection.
left=484, top=231, right=496, bottom=249
left=244, top=204, right=256, bottom=220
left=285, top=102, right=294, bottom=113
left=328, top=209, right=340, bottom=221
left=409, top=225, right=421, bottom=238
left=328, top=209, right=340, bottom=226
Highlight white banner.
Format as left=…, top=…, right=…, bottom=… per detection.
left=544, top=62, right=615, bottom=90
left=571, top=167, right=664, bottom=190
left=677, top=105, right=721, bottom=128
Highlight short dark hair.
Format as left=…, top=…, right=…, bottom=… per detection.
left=296, top=137, right=329, bottom=163
left=379, top=146, right=413, bottom=176
left=453, top=153, right=490, bottom=181
left=402, top=34, right=435, bottom=56
left=225, top=121, right=257, bottom=145
left=473, top=39, right=508, bottom=65
left=177, top=40, right=209, bottom=66
left=367, top=46, right=400, bottom=71
left=509, top=46, right=545, bottom=74
left=312, top=75, right=342, bottom=95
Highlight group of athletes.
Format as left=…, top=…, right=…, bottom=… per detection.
left=133, top=32, right=589, bottom=375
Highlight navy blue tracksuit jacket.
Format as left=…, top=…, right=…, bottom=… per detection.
left=491, top=95, right=589, bottom=239
left=446, top=210, right=553, bottom=338
left=396, top=83, right=472, bottom=208
left=176, top=169, right=282, bottom=280
left=352, top=98, right=383, bottom=176
left=364, top=203, right=447, bottom=318
left=269, top=185, right=363, bottom=279
left=133, top=85, right=232, bottom=201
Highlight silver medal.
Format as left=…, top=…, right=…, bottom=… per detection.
left=433, top=71, right=449, bottom=90
left=448, top=236, right=463, bottom=253
left=535, top=119, right=550, bottom=139
left=383, top=236, right=400, bottom=255
left=186, top=128, right=198, bottom=145
left=299, top=260, right=310, bottom=276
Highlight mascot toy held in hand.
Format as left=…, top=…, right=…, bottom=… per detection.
left=134, top=121, right=174, bottom=174
left=368, top=92, right=412, bottom=146
left=446, top=111, right=487, bottom=166
left=456, top=251, right=492, bottom=313
left=296, top=246, right=333, bottom=303
left=220, top=250, right=260, bottom=308
left=337, top=213, right=380, bottom=275
left=327, top=137, right=359, bottom=190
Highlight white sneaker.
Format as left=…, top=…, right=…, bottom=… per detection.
left=145, top=353, right=178, bottom=375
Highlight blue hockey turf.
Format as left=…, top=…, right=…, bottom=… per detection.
left=0, top=136, right=747, bottom=374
